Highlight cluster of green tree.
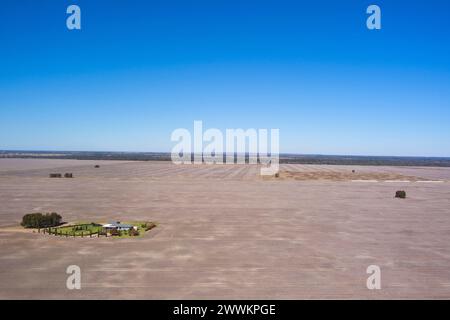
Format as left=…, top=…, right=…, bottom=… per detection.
left=21, top=212, right=62, bottom=228
left=395, top=190, right=407, bottom=199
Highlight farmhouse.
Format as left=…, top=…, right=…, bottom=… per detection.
left=102, top=221, right=136, bottom=231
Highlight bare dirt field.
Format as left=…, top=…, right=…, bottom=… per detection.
left=0, top=159, right=450, bottom=299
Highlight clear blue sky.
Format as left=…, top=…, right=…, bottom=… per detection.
left=1, top=0, right=449, bottom=156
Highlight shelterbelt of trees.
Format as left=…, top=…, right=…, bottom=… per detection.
left=21, top=212, right=62, bottom=228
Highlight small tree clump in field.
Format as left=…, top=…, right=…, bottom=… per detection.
left=144, top=222, right=156, bottom=231
left=21, top=212, right=62, bottom=228
left=395, top=190, right=406, bottom=199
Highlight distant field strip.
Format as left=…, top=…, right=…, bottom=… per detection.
left=2, top=160, right=450, bottom=182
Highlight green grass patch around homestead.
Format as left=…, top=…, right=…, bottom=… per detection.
left=40, top=221, right=157, bottom=238
left=55, top=223, right=103, bottom=236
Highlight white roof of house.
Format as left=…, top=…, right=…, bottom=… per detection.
left=102, top=222, right=133, bottom=228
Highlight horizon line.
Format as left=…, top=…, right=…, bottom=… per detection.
left=1, top=149, right=450, bottom=160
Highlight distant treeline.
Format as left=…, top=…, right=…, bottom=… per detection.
left=2, top=151, right=450, bottom=167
